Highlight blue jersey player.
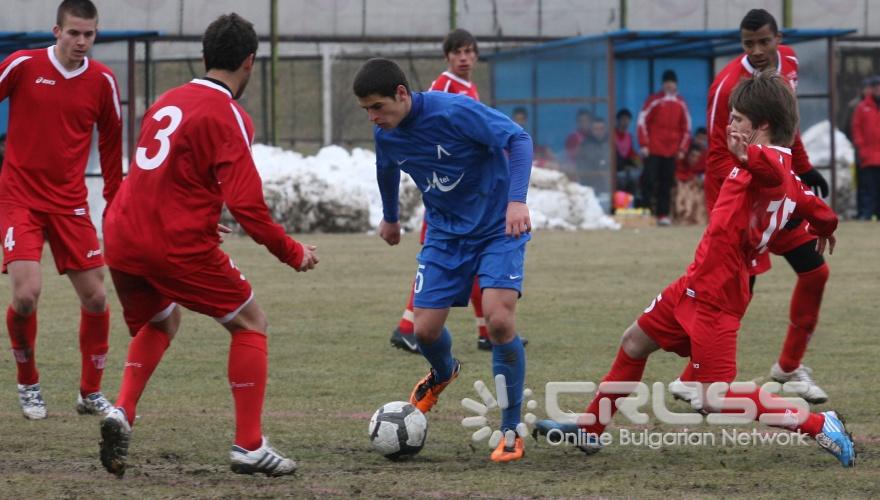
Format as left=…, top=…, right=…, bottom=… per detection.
left=354, top=58, right=533, bottom=462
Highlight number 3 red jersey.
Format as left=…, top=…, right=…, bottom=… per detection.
left=0, top=47, right=122, bottom=214
left=104, top=79, right=302, bottom=277
left=684, top=145, right=837, bottom=317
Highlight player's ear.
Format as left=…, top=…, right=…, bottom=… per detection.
left=242, top=53, right=256, bottom=72
left=395, top=84, right=408, bottom=101
left=52, top=24, right=61, bottom=38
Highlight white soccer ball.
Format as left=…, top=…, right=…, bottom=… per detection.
left=368, top=401, right=428, bottom=459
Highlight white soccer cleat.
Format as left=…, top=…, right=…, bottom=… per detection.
left=668, top=378, right=704, bottom=410
left=18, top=383, right=47, bottom=420
left=76, top=391, right=114, bottom=416
left=100, top=407, right=132, bottom=477
left=770, top=363, right=829, bottom=404
left=230, top=437, right=297, bottom=476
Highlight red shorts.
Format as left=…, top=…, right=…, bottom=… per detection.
left=110, top=248, right=253, bottom=336
left=0, top=205, right=104, bottom=274
left=637, top=275, right=741, bottom=383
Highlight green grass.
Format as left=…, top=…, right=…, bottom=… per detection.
left=0, top=223, right=877, bottom=498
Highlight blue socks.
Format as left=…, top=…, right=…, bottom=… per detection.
left=417, top=327, right=455, bottom=382
left=492, top=335, right=526, bottom=432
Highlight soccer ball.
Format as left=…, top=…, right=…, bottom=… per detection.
left=368, top=401, right=427, bottom=459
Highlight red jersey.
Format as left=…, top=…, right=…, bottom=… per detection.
left=704, top=45, right=811, bottom=210
left=104, top=79, right=302, bottom=277
left=684, top=145, right=837, bottom=317
left=429, top=71, right=480, bottom=100
left=0, top=46, right=122, bottom=214
left=637, top=91, right=691, bottom=158
left=851, top=95, right=880, bottom=167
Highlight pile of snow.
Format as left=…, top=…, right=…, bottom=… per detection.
left=88, top=144, right=618, bottom=236
left=801, top=120, right=856, bottom=214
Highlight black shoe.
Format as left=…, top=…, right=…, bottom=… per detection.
left=477, top=336, right=528, bottom=351
left=390, top=327, right=419, bottom=353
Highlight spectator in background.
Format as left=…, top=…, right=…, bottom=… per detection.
left=673, top=143, right=707, bottom=225
left=565, top=108, right=593, bottom=165
left=637, top=69, right=691, bottom=226
left=511, top=106, right=557, bottom=169
left=851, top=75, right=880, bottom=220
left=693, top=126, right=708, bottom=150
left=613, top=108, right=641, bottom=200
left=844, top=77, right=875, bottom=218
left=573, top=117, right=609, bottom=187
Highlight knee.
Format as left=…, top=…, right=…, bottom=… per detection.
left=620, top=323, right=652, bottom=359
left=12, top=288, right=40, bottom=315
left=80, top=289, right=107, bottom=313
left=486, top=309, right=515, bottom=342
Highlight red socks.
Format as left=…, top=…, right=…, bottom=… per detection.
left=581, top=347, right=647, bottom=435
left=778, top=264, right=828, bottom=372
left=470, top=278, right=488, bottom=340
left=115, top=324, right=171, bottom=426
left=79, top=308, right=110, bottom=395
left=397, top=285, right=416, bottom=335
left=7, top=306, right=38, bottom=385
left=228, top=330, right=268, bottom=451
left=721, top=387, right=825, bottom=436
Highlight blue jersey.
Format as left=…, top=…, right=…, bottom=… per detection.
left=375, top=92, right=530, bottom=240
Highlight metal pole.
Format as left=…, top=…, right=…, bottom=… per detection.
left=620, top=0, right=627, bottom=29
left=270, top=0, right=279, bottom=146
left=322, top=45, right=333, bottom=146
left=261, top=58, right=269, bottom=143
left=126, top=39, right=136, bottom=163
left=828, top=37, right=838, bottom=212
left=783, top=0, right=793, bottom=29
left=607, top=37, right=617, bottom=211
left=144, top=40, right=151, bottom=109
left=450, top=0, right=456, bottom=30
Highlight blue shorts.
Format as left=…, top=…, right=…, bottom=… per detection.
left=413, top=233, right=530, bottom=309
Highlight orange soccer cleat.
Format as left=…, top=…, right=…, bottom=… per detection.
left=408, top=359, right=461, bottom=413
left=490, top=430, right=525, bottom=463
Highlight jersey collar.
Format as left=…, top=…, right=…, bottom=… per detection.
left=740, top=50, right=782, bottom=75
left=191, top=78, right=233, bottom=98
left=398, top=92, right=424, bottom=129
left=47, top=45, right=89, bottom=79
left=442, top=71, right=473, bottom=88
left=766, top=145, right=792, bottom=154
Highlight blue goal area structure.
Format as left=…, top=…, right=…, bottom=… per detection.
left=486, top=29, right=855, bottom=213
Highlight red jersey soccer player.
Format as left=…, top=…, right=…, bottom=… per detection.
left=98, top=14, right=317, bottom=477
left=536, top=72, right=855, bottom=468
left=390, top=28, right=495, bottom=352
left=0, top=0, right=122, bottom=420
left=669, top=9, right=833, bottom=405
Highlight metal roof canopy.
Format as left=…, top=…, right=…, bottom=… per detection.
left=486, top=28, right=857, bottom=213
left=0, top=30, right=161, bottom=162
left=488, top=29, right=855, bottom=60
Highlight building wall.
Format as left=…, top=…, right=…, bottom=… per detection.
left=0, top=0, right=871, bottom=36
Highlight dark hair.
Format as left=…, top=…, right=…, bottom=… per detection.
left=353, top=58, right=411, bottom=98
left=616, top=108, right=632, bottom=120
left=56, top=0, right=98, bottom=26
left=202, top=13, right=258, bottom=72
left=577, top=108, right=593, bottom=118
left=695, top=126, right=707, bottom=136
left=729, top=71, right=798, bottom=146
left=443, top=29, right=478, bottom=56
left=513, top=107, right=528, bottom=117
left=740, top=9, right=778, bottom=34
left=688, top=143, right=703, bottom=154
left=662, top=69, right=677, bottom=83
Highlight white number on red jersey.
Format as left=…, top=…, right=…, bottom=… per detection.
left=136, top=106, right=183, bottom=170
left=757, top=197, right=797, bottom=253
left=3, top=227, right=15, bottom=252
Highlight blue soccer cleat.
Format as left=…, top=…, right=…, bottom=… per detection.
left=532, top=419, right=602, bottom=455
left=815, top=410, right=856, bottom=467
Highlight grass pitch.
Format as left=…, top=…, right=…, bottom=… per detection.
left=0, top=223, right=877, bottom=498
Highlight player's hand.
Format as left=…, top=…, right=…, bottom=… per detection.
left=296, top=244, right=319, bottom=272
left=799, top=169, right=830, bottom=198
left=379, top=219, right=401, bottom=246
left=677, top=150, right=686, bottom=161
left=218, top=224, right=232, bottom=243
left=506, top=201, right=531, bottom=238
left=726, top=126, right=749, bottom=163
left=815, top=234, right=836, bottom=256
left=641, top=147, right=650, bottom=158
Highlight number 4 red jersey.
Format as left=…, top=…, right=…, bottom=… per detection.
left=0, top=46, right=122, bottom=214
left=104, top=79, right=302, bottom=277
left=684, top=145, right=837, bottom=317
